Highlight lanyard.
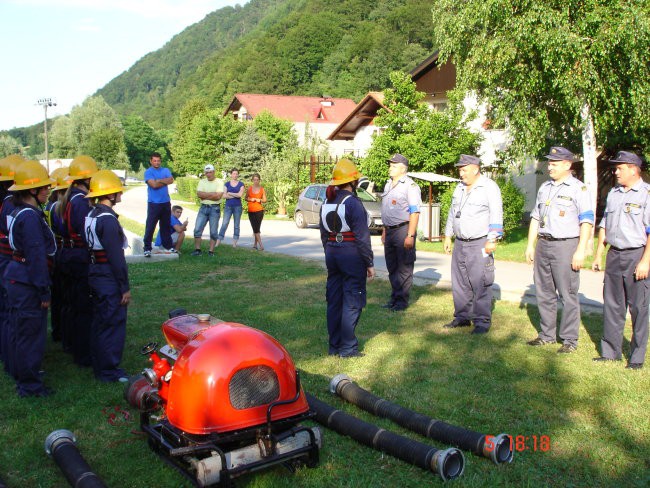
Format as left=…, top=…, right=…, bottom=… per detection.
left=539, top=184, right=565, bottom=228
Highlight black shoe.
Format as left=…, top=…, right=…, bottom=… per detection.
left=340, top=351, right=365, bottom=358
left=391, top=305, right=407, bottom=312
left=527, top=337, right=557, bottom=346
left=471, top=326, right=489, bottom=335
left=208, top=251, right=215, bottom=257
left=626, top=362, right=643, bottom=370
left=191, top=249, right=202, bottom=256
left=381, top=302, right=395, bottom=309
left=20, top=387, right=54, bottom=398
left=593, top=356, right=619, bottom=362
left=557, top=344, right=577, bottom=354
left=443, top=319, right=471, bottom=329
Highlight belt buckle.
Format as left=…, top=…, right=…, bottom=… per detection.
left=335, top=233, right=343, bottom=243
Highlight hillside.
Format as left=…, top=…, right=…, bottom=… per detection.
left=97, top=0, right=436, bottom=129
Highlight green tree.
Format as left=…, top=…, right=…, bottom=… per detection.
left=0, top=134, right=22, bottom=158
left=361, top=71, right=481, bottom=186
left=252, top=111, right=296, bottom=154
left=122, top=115, right=168, bottom=171
left=225, top=124, right=271, bottom=178
left=431, top=0, right=650, bottom=215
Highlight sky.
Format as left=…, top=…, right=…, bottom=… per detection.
left=0, top=0, right=247, bottom=131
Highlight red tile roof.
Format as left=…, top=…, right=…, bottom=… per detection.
left=224, top=94, right=357, bottom=124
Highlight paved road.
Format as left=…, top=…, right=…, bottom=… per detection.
left=117, top=184, right=604, bottom=311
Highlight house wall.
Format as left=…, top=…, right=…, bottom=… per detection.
left=293, top=122, right=353, bottom=157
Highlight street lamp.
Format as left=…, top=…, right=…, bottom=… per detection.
left=36, top=98, right=57, bottom=173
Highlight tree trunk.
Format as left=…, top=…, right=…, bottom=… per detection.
left=581, top=103, right=598, bottom=254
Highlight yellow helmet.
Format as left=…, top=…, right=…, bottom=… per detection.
left=50, top=167, right=73, bottom=191
left=68, top=155, right=99, bottom=181
left=8, top=160, right=54, bottom=191
left=329, top=159, right=361, bottom=186
left=86, top=170, right=124, bottom=198
left=0, top=154, right=25, bottom=182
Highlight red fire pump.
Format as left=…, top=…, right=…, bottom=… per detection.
left=125, top=312, right=321, bottom=487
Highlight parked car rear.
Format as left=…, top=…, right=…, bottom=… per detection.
left=294, top=184, right=383, bottom=231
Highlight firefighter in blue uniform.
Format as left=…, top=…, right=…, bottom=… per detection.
left=443, top=154, right=503, bottom=334
left=5, top=160, right=56, bottom=397
left=380, top=154, right=422, bottom=311
left=58, top=155, right=98, bottom=366
left=84, top=170, right=130, bottom=381
left=319, top=159, right=375, bottom=358
left=593, top=151, right=650, bottom=370
left=0, top=154, right=24, bottom=375
left=45, top=167, right=72, bottom=343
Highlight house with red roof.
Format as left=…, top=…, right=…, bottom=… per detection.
left=223, top=94, right=357, bottom=156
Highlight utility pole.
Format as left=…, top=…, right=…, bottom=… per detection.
left=36, top=98, right=57, bottom=173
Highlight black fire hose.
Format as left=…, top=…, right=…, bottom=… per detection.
left=329, top=374, right=513, bottom=465
left=306, top=393, right=464, bottom=481
left=44, top=430, right=108, bottom=488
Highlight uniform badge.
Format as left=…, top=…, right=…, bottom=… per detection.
left=559, top=210, right=565, bottom=217
left=391, top=199, right=396, bottom=205
left=581, top=186, right=587, bottom=191
left=625, top=206, right=630, bottom=213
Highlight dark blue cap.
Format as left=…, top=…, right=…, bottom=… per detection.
left=387, top=153, right=409, bottom=166
left=608, top=150, right=643, bottom=167
left=544, top=146, right=580, bottom=162
left=455, top=154, right=481, bottom=167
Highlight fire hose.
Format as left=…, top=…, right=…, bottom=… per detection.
left=44, top=430, right=108, bottom=488
left=306, top=393, right=464, bottom=481
left=329, top=374, right=514, bottom=465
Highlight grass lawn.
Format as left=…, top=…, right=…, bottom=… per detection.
left=0, top=235, right=647, bottom=487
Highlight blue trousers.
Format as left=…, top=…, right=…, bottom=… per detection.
left=194, top=205, right=221, bottom=240
left=325, top=246, right=367, bottom=356
left=90, top=269, right=127, bottom=381
left=144, top=202, right=172, bottom=251
left=218, top=205, right=242, bottom=241
left=0, top=257, right=10, bottom=373
left=61, top=260, right=93, bottom=366
left=6, top=281, right=48, bottom=396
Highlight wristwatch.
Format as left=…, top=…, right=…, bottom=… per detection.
left=407, top=234, right=415, bottom=238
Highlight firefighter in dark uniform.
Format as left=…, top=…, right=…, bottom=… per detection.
left=0, top=154, right=24, bottom=374
left=5, top=160, right=56, bottom=397
left=84, top=170, right=130, bottom=381
left=58, top=155, right=98, bottom=366
left=593, top=151, right=650, bottom=370
left=443, top=154, right=503, bottom=334
left=45, top=167, right=73, bottom=344
left=525, top=146, right=594, bottom=353
left=380, top=154, right=421, bottom=311
left=320, top=159, right=375, bottom=358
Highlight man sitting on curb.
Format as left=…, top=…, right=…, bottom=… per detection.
left=155, top=205, right=187, bottom=253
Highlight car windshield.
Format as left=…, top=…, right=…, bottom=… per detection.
left=356, top=187, right=377, bottom=202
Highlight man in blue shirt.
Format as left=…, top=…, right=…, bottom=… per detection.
left=143, top=152, right=174, bottom=257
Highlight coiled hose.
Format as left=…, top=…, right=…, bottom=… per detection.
left=306, top=393, right=464, bottom=481
left=330, top=374, right=513, bottom=465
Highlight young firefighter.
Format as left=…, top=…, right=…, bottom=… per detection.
left=84, top=170, right=131, bottom=382
left=5, top=160, right=56, bottom=397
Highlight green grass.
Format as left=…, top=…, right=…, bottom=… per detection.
left=0, top=240, right=648, bottom=487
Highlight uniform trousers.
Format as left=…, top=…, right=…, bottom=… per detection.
left=601, top=247, right=649, bottom=364
left=0, top=258, right=11, bottom=374
left=60, top=260, right=93, bottom=366
left=89, top=268, right=127, bottom=381
left=384, top=224, right=415, bottom=309
left=325, top=245, right=367, bottom=356
left=6, top=281, right=48, bottom=396
left=534, top=238, right=580, bottom=346
left=451, top=238, right=495, bottom=329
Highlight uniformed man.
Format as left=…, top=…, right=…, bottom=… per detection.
left=592, top=150, right=649, bottom=370
left=525, top=146, right=594, bottom=353
left=443, top=154, right=503, bottom=334
left=380, top=154, right=421, bottom=312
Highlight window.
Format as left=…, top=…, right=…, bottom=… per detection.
left=304, top=185, right=319, bottom=199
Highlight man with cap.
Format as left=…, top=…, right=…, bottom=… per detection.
left=592, top=150, right=649, bottom=370
left=191, top=164, right=224, bottom=256
left=525, top=146, right=594, bottom=353
left=380, top=154, right=422, bottom=311
left=443, top=154, right=503, bottom=334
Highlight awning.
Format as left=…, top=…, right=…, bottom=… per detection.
left=407, top=172, right=459, bottom=183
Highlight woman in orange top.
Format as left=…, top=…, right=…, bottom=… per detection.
left=246, top=173, right=267, bottom=250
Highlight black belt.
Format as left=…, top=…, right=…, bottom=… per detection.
left=201, top=203, right=220, bottom=207
left=386, top=221, right=408, bottom=230
left=456, top=235, right=487, bottom=242
left=538, top=235, right=577, bottom=242
left=610, top=246, right=643, bottom=252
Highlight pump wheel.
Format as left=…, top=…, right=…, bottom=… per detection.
left=140, top=342, right=158, bottom=355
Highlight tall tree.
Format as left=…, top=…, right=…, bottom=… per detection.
left=361, top=71, right=481, bottom=185
left=0, top=134, right=23, bottom=158
left=431, top=0, right=650, bottom=213
left=225, top=124, right=272, bottom=178
left=122, top=115, right=168, bottom=171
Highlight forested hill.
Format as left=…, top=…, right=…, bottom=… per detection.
left=96, top=0, right=436, bottom=129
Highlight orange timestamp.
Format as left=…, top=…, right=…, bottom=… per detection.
left=485, top=434, right=552, bottom=452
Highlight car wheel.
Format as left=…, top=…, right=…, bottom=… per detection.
left=294, top=210, right=307, bottom=228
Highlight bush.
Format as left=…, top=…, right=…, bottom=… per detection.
left=174, top=176, right=200, bottom=203
left=439, top=177, right=525, bottom=241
